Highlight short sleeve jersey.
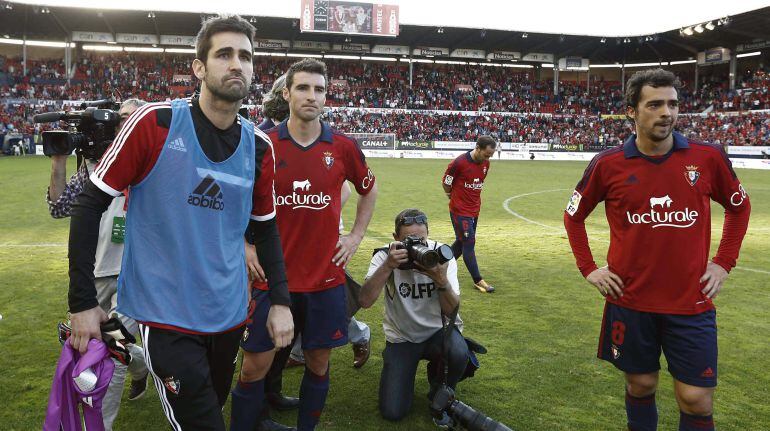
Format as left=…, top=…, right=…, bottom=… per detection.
left=366, top=240, right=463, bottom=343
left=564, top=132, right=750, bottom=315
left=254, top=120, right=375, bottom=293
left=443, top=151, right=490, bottom=217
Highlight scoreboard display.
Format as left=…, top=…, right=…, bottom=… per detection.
left=300, top=0, right=399, bottom=37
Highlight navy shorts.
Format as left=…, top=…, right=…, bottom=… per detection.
left=241, top=284, right=349, bottom=353
left=598, top=302, right=718, bottom=388
left=450, top=212, right=478, bottom=243
left=241, top=289, right=275, bottom=353
left=291, top=284, right=349, bottom=350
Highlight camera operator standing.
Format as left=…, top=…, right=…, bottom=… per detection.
left=46, top=98, right=149, bottom=431
left=359, top=208, right=469, bottom=425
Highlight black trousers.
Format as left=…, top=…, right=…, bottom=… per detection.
left=139, top=323, right=244, bottom=430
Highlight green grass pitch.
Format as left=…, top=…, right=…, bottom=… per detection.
left=0, top=156, right=768, bottom=430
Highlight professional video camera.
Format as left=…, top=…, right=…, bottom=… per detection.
left=33, top=98, right=121, bottom=160
left=429, top=307, right=513, bottom=431
left=396, top=235, right=454, bottom=270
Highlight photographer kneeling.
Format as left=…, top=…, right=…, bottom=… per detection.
left=360, top=208, right=469, bottom=423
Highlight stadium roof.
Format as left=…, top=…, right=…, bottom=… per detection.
left=2, top=1, right=770, bottom=64
left=6, top=0, right=770, bottom=37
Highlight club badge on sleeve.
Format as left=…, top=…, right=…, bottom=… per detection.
left=566, top=190, right=582, bottom=216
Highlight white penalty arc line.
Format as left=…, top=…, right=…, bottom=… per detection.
left=502, top=188, right=573, bottom=232
left=502, top=189, right=770, bottom=276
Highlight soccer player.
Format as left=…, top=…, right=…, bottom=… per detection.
left=67, top=15, right=293, bottom=429
left=564, top=69, right=751, bottom=431
left=238, top=58, right=378, bottom=431
left=442, top=135, right=497, bottom=293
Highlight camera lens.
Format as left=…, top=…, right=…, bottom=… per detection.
left=411, top=245, right=440, bottom=268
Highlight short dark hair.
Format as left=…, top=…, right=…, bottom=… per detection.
left=285, top=58, right=328, bottom=91
left=624, top=68, right=681, bottom=109
left=476, top=135, right=497, bottom=149
left=262, top=74, right=289, bottom=122
left=195, top=14, right=255, bottom=64
left=394, top=208, right=428, bottom=236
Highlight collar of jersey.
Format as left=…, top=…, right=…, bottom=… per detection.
left=623, top=131, right=689, bottom=159
left=277, top=119, right=334, bottom=150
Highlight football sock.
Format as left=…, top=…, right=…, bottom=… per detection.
left=461, top=240, right=482, bottom=283
left=297, top=367, right=329, bottom=431
left=679, top=411, right=714, bottom=431
left=625, top=390, right=657, bottom=431
left=230, top=378, right=264, bottom=431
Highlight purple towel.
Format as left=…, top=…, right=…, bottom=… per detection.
left=43, top=338, right=115, bottom=431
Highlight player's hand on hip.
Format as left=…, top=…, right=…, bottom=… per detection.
left=586, top=266, right=625, bottom=300
left=700, top=261, right=728, bottom=299
left=244, top=241, right=266, bottom=283
left=69, top=306, right=108, bottom=354
left=266, top=304, right=294, bottom=349
left=333, top=233, right=362, bottom=268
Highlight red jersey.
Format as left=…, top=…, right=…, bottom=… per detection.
left=564, top=133, right=751, bottom=315
left=255, top=121, right=375, bottom=293
left=443, top=151, right=490, bottom=217
left=91, top=100, right=276, bottom=222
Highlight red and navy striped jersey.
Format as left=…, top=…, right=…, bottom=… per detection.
left=564, top=132, right=751, bottom=315
left=443, top=151, right=490, bottom=217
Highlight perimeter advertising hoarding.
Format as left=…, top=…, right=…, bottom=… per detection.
left=300, top=0, right=399, bottom=37
left=348, top=133, right=396, bottom=150
left=397, top=141, right=434, bottom=150
left=550, top=143, right=583, bottom=152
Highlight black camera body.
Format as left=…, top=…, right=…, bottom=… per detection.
left=34, top=99, right=121, bottom=160
left=429, top=385, right=513, bottom=431
left=395, top=235, right=454, bottom=270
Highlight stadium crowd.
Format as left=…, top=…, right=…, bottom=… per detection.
left=1, top=53, right=769, bottom=146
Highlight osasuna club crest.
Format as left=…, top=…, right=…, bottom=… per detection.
left=611, top=344, right=621, bottom=360
left=323, top=151, right=335, bottom=170
left=483, top=166, right=488, bottom=175
left=685, top=165, right=700, bottom=186
left=163, top=376, right=180, bottom=395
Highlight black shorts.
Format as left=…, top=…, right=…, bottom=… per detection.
left=139, top=323, right=244, bottom=430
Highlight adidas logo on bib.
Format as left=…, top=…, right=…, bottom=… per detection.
left=188, top=175, right=224, bottom=211
left=168, top=137, right=187, bottom=152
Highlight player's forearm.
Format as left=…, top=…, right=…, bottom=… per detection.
left=250, top=219, right=291, bottom=307
left=563, top=213, right=598, bottom=277
left=360, top=264, right=391, bottom=308
left=442, top=183, right=452, bottom=198
left=68, top=181, right=113, bottom=312
left=713, top=201, right=752, bottom=272
left=48, top=155, right=68, bottom=202
left=349, top=182, right=378, bottom=240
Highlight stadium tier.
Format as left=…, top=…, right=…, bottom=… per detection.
left=1, top=53, right=769, bottom=145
